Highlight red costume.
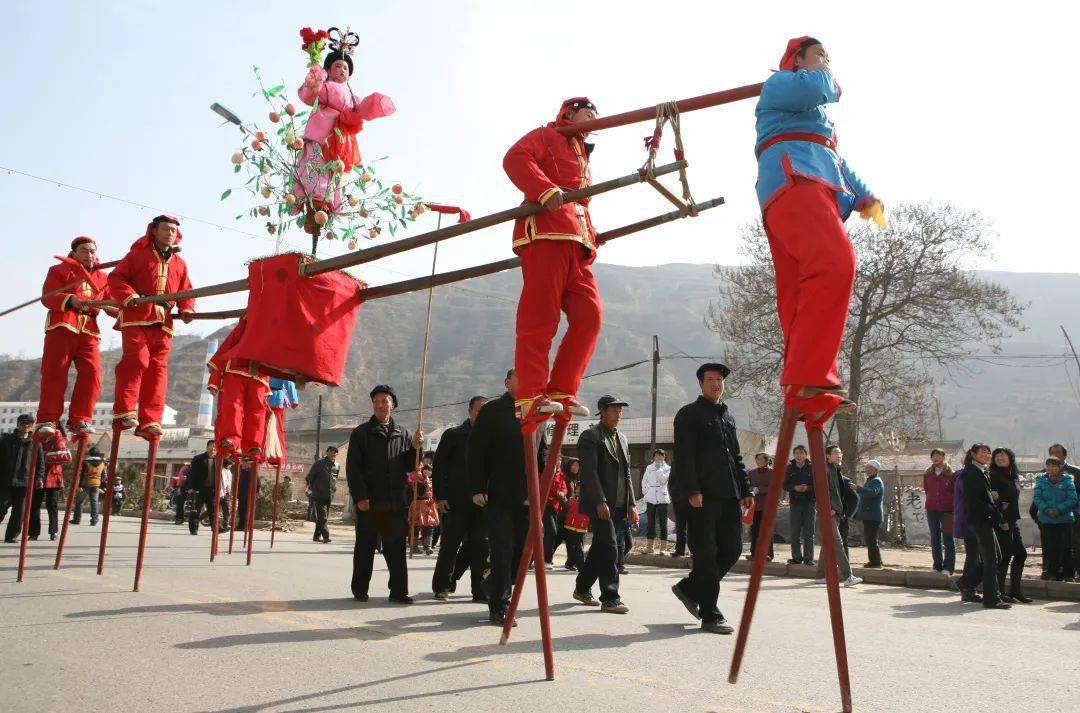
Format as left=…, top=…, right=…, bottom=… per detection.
left=35, top=238, right=112, bottom=431
left=108, top=217, right=195, bottom=435
left=504, top=98, right=602, bottom=415
left=207, top=318, right=269, bottom=456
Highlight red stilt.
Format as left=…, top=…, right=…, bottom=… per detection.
left=54, top=434, right=90, bottom=570
left=269, top=465, right=281, bottom=549
left=97, top=425, right=125, bottom=575
left=501, top=418, right=568, bottom=644
left=245, top=461, right=258, bottom=566
left=729, top=408, right=797, bottom=681
left=210, top=453, right=223, bottom=562
left=133, top=436, right=161, bottom=592
left=508, top=426, right=556, bottom=679
left=805, top=425, right=853, bottom=713
left=16, top=439, right=42, bottom=583
left=227, top=460, right=240, bottom=554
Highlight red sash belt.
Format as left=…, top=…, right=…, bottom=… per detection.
left=756, top=132, right=837, bottom=159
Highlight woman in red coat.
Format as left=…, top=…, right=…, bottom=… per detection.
left=504, top=98, right=601, bottom=425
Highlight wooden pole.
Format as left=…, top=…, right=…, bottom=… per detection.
left=553, top=82, right=763, bottom=136
left=132, top=436, right=160, bottom=592
left=210, top=453, right=223, bottom=562
left=227, top=460, right=240, bottom=554
left=0, top=260, right=119, bottom=319
left=15, top=440, right=42, bottom=582
left=270, top=464, right=281, bottom=549
left=246, top=461, right=258, bottom=566
left=97, top=426, right=124, bottom=575
left=520, top=427, right=555, bottom=680
left=54, top=434, right=90, bottom=569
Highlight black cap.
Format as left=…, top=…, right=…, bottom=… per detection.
left=695, top=362, right=731, bottom=381
left=596, top=395, right=629, bottom=411
left=16, top=414, right=33, bottom=424
left=369, top=384, right=399, bottom=408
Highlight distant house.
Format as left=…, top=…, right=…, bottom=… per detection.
left=0, top=401, right=177, bottom=432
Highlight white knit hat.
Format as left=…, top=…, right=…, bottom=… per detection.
left=866, top=460, right=882, bottom=472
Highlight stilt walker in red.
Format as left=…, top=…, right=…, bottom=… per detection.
left=729, top=38, right=884, bottom=713
left=207, top=317, right=271, bottom=460
left=100, top=215, right=195, bottom=583
left=504, top=97, right=603, bottom=423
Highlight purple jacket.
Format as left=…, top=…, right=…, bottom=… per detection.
left=923, top=466, right=955, bottom=512
left=952, top=474, right=970, bottom=539
left=748, top=467, right=772, bottom=512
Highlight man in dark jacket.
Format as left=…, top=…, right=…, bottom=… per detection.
left=183, top=440, right=217, bottom=535
left=668, top=364, right=752, bottom=634
left=432, top=396, right=488, bottom=601
left=572, top=395, right=637, bottom=613
left=347, top=385, right=423, bottom=604
left=783, top=445, right=815, bottom=565
left=959, top=443, right=1010, bottom=609
left=1, top=415, right=46, bottom=543
left=306, top=446, right=340, bottom=543
left=815, top=445, right=859, bottom=585
left=469, top=370, right=547, bottom=626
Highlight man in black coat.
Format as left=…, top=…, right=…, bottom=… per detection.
left=572, top=395, right=637, bottom=613
left=306, top=446, right=340, bottom=543
left=470, top=370, right=547, bottom=626
left=183, top=440, right=217, bottom=535
left=346, top=384, right=423, bottom=604
left=668, top=364, right=752, bottom=634
left=1, top=415, right=46, bottom=543
left=959, top=443, right=1010, bottom=609
left=432, top=395, right=489, bottom=601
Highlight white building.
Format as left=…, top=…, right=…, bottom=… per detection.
left=0, top=402, right=178, bottom=432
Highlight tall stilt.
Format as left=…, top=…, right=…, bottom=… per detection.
left=210, top=453, right=223, bottom=562
left=805, top=425, right=853, bottom=713
left=514, top=427, right=555, bottom=680
left=54, top=434, right=90, bottom=569
left=270, top=465, right=281, bottom=549
left=227, top=459, right=240, bottom=554
left=501, top=417, right=569, bottom=644
left=16, top=440, right=42, bottom=583
left=729, top=408, right=797, bottom=681
left=97, top=425, right=124, bottom=575
left=133, top=436, right=161, bottom=592
left=245, top=461, right=258, bottom=566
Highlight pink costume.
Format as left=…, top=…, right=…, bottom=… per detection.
left=294, top=65, right=395, bottom=211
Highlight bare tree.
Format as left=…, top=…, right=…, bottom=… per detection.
left=708, top=201, right=1026, bottom=474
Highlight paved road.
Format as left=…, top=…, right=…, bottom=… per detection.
left=2, top=516, right=1077, bottom=713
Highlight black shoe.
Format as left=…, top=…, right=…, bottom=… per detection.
left=803, top=560, right=815, bottom=567
left=671, top=582, right=701, bottom=620
left=489, top=611, right=517, bottom=627
left=701, top=618, right=735, bottom=634
left=617, top=567, right=629, bottom=575
left=471, top=593, right=489, bottom=604
left=787, top=558, right=803, bottom=565
left=669, top=551, right=685, bottom=558
left=959, top=588, right=983, bottom=603
left=1010, top=591, right=1034, bottom=604
left=563, top=563, right=577, bottom=571
left=1000, top=594, right=1014, bottom=603
left=434, top=590, right=450, bottom=601
left=69, top=519, right=79, bottom=525
left=4, top=538, right=15, bottom=544
left=323, top=538, right=332, bottom=544
left=29, top=536, right=38, bottom=541
left=50, top=534, right=57, bottom=541
left=353, top=593, right=369, bottom=602
left=388, top=595, right=414, bottom=605
left=983, top=600, right=1011, bottom=610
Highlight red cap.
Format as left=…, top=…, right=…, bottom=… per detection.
left=780, top=36, right=820, bottom=71
left=70, top=236, right=96, bottom=251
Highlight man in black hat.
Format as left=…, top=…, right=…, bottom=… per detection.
left=0, top=415, right=46, bottom=542
left=470, top=370, right=548, bottom=626
left=346, top=384, right=423, bottom=604
left=571, top=395, right=638, bottom=613
left=669, top=364, right=753, bottom=634
left=183, top=440, right=217, bottom=535
left=306, top=446, right=340, bottom=543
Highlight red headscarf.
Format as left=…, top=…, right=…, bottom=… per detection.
left=555, top=97, right=597, bottom=135
left=779, top=36, right=820, bottom=71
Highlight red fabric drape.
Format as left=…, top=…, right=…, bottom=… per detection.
left=229, top=253, right=366, bottom=386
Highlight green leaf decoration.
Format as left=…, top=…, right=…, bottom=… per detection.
left=267, top=84, right=285, bottom=97
left=220, top=189, right=232, bottom=200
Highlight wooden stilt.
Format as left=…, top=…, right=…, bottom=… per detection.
left=517, top=427, right=555, bottom=680
left=245, top=461, right=258, bottom=566
left=16, top=439, right=42, bottom=582
left=805, top=425, right=853, bottom=713
left=132, top=436, right=160, bottom=592
left=54, top=434, right=90, bottom=569
left=97, top=425, right=124, bottom=575
left=270, top=465, right=281, bottom=549
left=501, top=417, right=569, bottom=644
left=729, top=408, right=797, bottom=682
left=210, top=453, right=223, bottom=562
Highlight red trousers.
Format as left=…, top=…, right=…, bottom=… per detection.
left=36, top=328, right=101, bottom=426
left=763, top=179, right=856, bottom=389
left=113, top=325, right=172, bottom=429
left=514, top=240, right=602, bottom=401
left=214, top=372, right=270, bottom=453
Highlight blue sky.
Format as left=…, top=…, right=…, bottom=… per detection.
left=1, top=1, right=1074, bottom=357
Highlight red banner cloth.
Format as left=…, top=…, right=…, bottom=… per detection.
left=230, top=253, right=366, bottom=386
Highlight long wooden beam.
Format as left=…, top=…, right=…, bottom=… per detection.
left=0, top=259, right=120, bottom=319
left=167, top=196, right=725, bottom=319
left=555, top=82, right=764, bottom=135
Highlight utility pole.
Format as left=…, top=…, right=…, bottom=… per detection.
left=1063, top=326, right=1080, bottom=388
left=315, top=395, right=323, bottom=458
left=650, top=335, right=659, bottom=454
left=932, top=394, right=944, bottom=441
